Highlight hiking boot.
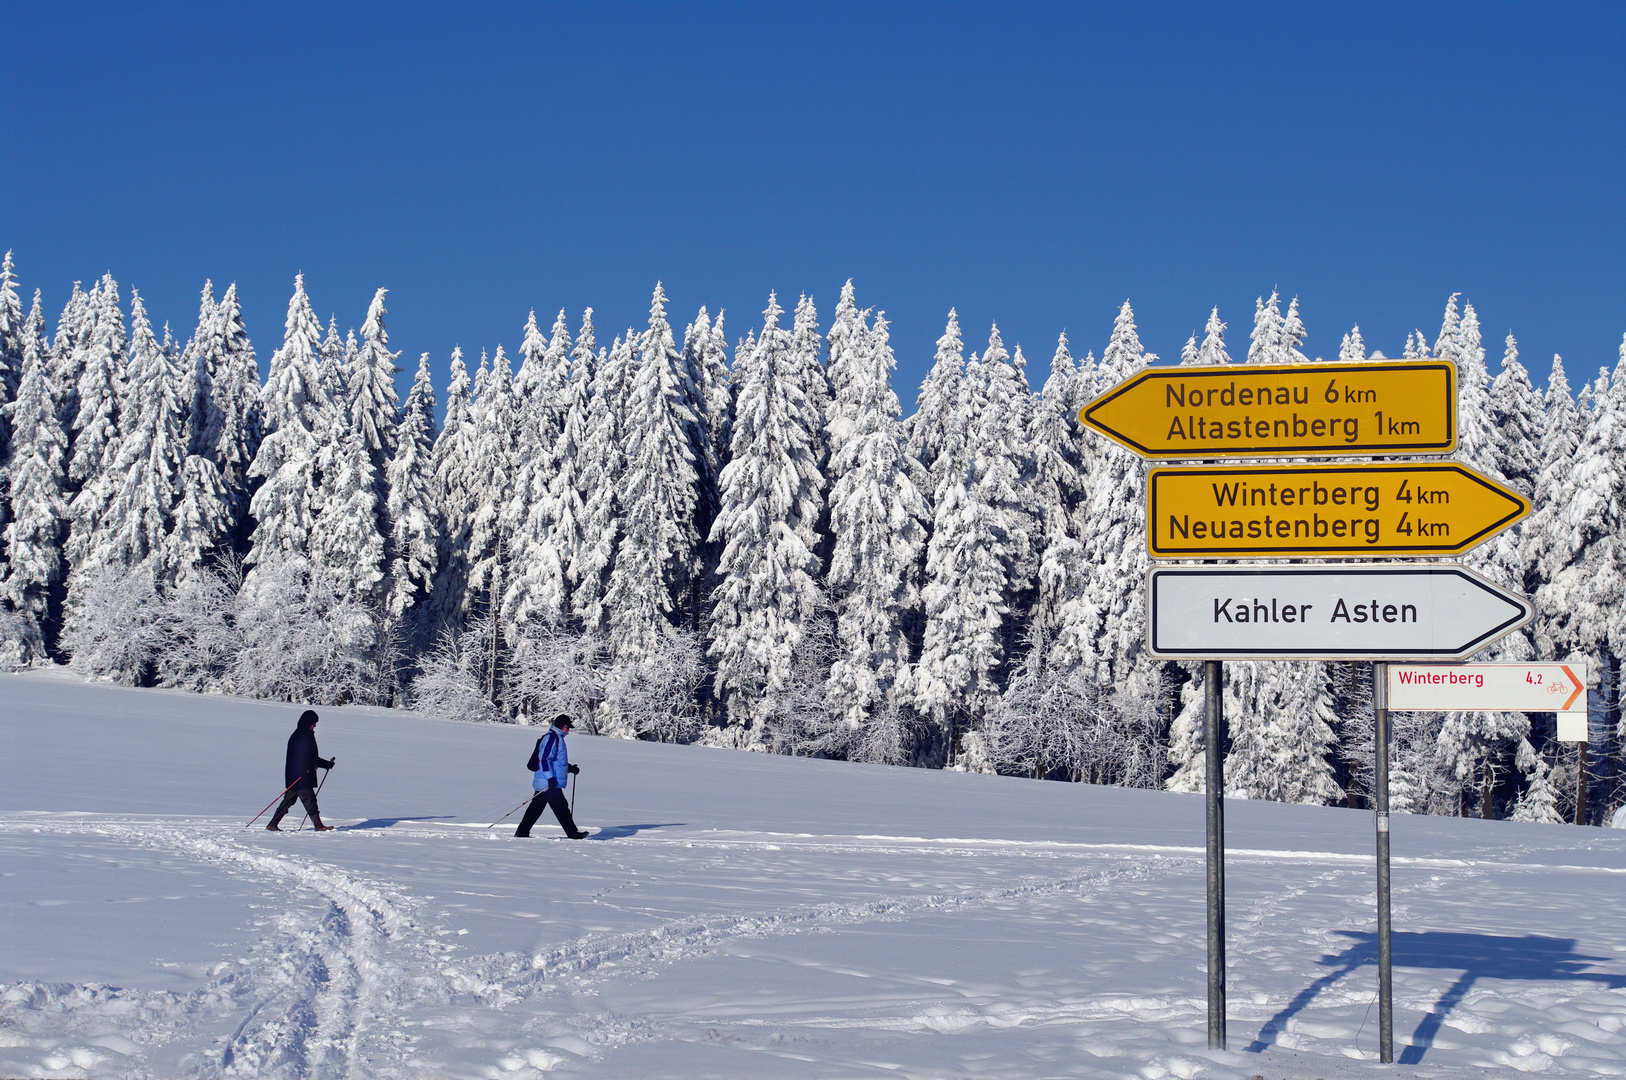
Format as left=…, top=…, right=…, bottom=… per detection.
left=266, top=812, right=286, bottom=832
left=566, top=830, right=590, bottom=839
left=311, top=815, right=333, bottom=832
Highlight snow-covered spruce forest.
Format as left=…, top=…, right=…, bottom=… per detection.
left=0, top=252, right=1621, bottom=823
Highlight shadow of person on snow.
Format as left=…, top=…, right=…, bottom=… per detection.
left=587, top=822, right=687, bottom=840
left=338, top=815, right=457, bottom=830
left=1246, top=930, right=1626, bottom=1063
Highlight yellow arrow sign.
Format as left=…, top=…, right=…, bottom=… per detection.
left=1147, top=462, right=1530, bottom=559
left=1079, top=359, right=1456, bottom=459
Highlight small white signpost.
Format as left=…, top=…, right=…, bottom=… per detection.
left=1388, top=662, right=1590, bottom=741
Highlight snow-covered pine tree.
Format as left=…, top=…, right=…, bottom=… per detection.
left=1448, top=300, right=1499, bottom=480
left=385, top=352, right=439, bottom=624
left=573, top=330, right=632, bottom=633
left=4, top=293, right=49, bottom=546
left=682, top=305, right=731, bottom=502
left=790, top=293, right=831, bottom=466
left=1195, top=308, right=1232, bottom=366
left=605, top=285, right=702, bottom=662
left=311, top=426, right=386, bottom=605
left=0, top=255, right=26, bottom=540
left=1338, top=326, right=1367, bottom=364
left=1225, top=660, right=1342, bottom=803
left=0, top=252, right=23, bottom=407
left=180, top=282, right=220, bottom=461
left=347, top=288, right=400, bottom=492
left=1537, top=338, right=1625, bottom=687
left=0, top=253, right=23, bottom=498
left=428, top=347, right=480, bottom=637
left=709, top=294, right=824, bottom=741
left=546, top=313, right=597, bottom=625
left=50, top=282, right=91, bottom=438
left=978, top=324, right=1039, bottom=651
left=1432, top=293, right=1462, bottom=364
left=824, top=310, right=928, bottom=737
left=1030, top=332, right=1087, bottom=640
left=679, top=306, right=731, bottom=595
left=62, top=277, right=131, bottom=593
left=246, top=274, right=332, bottom=573
left=503, top=309, right=573, bottom=636
left=1509, top=737, right=1564, bottom=823
left=208, top=283, right=262, bottom=543
left=79, top=291, right=186, bottom=583
left=63, top=276, right=128, bottom=574
left=1, top=321, right=68, bottom=630
left=508, top=311, right=553, bottom=526
left=1492, top=334, right=1543, bottom=501
left=466, top=345, right=518, bottom=634
left=1281, top=297, right=1310, bottom=363
left=319, top=316, right=348, bottom=411
left=907, top=310, right=966, bottom=487
left=1524, top=356, right=1582, bottom=664
left=169, top=457, right=233, bottom=586
left=1053, top=302, right=1156, bottom=685
left=1246, top=290, right=1284, bottom=365
left=823, top=281, right=867, bottom=468
left=916, top=321, right=1041, bottom=765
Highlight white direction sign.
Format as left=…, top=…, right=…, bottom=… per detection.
left=1388, top=662, right=1590, bottom=740
left=1146, top=563, right=1533, bottom=660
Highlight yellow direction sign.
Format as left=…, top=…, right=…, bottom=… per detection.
left=1079, top=359, right=1456, bottom=459
left=1146, top=462, right=1530, bottom=559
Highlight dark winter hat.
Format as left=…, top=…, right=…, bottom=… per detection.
left=552, top=713, right=574, bottom=730
left=298, top=709, right=320, bottom=728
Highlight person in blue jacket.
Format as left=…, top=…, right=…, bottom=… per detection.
left=515, top=713, right=587, bottom=839
left=268, top=709, right=335, bottom=831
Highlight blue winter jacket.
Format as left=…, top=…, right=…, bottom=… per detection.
left=532, top=726, right=571, bottom=791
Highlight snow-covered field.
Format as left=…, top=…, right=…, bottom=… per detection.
left=2, top=672, right=1623, bottom=1079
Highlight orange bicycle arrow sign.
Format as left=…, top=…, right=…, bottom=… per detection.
left=1079, top=359, right=1456, bottom=459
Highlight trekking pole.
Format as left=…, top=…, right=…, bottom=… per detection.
left=571, top=773, right=577, bottom=814
left=297, top=767, right=331, bottom=832
left=487, top=792, right=536, bottom=829
left=246, top=777, right=307, bottom=829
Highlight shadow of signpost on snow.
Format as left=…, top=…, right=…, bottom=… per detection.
left=1247, top=930, right=1626, bottom=1063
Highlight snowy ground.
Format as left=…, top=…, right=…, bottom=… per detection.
left=2, top=672, right=1623, bottom=1080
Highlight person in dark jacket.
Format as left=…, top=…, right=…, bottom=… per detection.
left=515, top=713, right=587, bottom=839
left=268, top=709, right=336, bottom=831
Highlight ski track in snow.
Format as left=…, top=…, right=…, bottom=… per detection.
left=1, top=815, right=432, bottom=1079
left=2, top=814, right=1184, bottom=1079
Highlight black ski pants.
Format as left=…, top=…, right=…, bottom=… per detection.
left=274, top=788, right=321, bottom=819
left=515, top=785, right=579, bottom=837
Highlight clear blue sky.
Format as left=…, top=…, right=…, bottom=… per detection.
left=5, top=2, right=1623, bottom=408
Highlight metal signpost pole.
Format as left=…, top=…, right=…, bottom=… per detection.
left=1204, top=659, right=1226, bottom=1050
left=1373, top=662, right=1393, bottom=1063
left=1575, top=741, right=1589, bottom=826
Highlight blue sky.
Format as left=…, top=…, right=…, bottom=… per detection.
left=5, top=2, right=1623, bottom=409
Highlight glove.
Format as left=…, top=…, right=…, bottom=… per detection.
left=322, top=757, right=336, bottom=769
left=568, top=764, right=580, bottom=775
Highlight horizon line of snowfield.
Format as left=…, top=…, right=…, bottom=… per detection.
left=1, top=249, right=1621, bottom=825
